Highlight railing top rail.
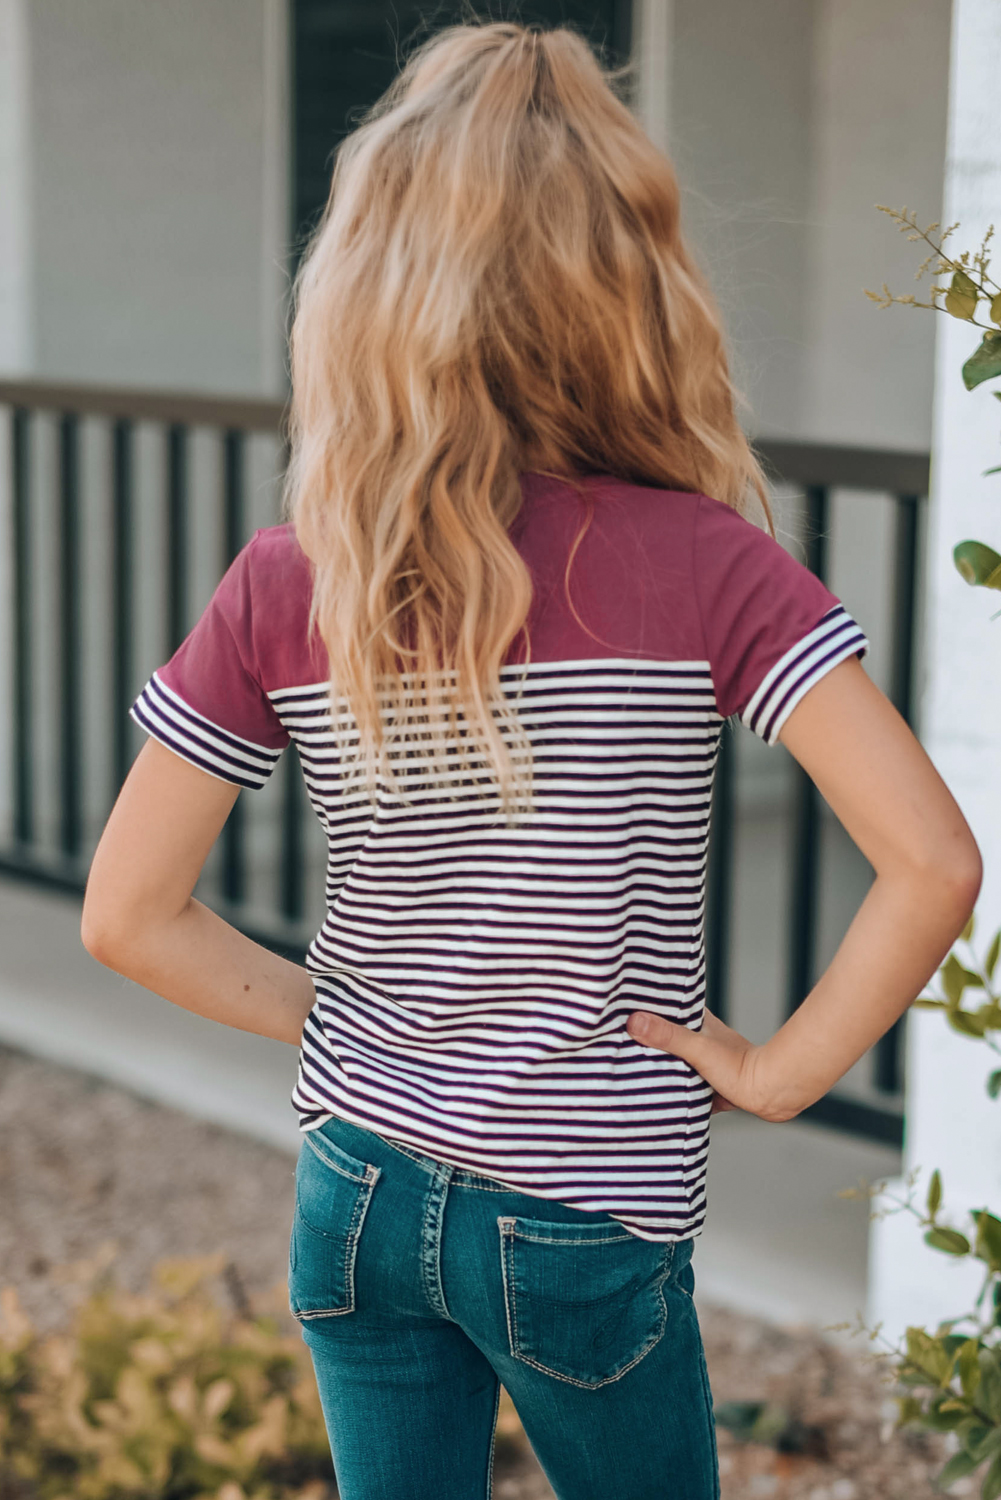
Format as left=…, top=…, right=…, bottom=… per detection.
left=755, top=437, right=930, bottom=497
left=0, top=379, right=931, bottom=494
left=0, top=378, right=287, bottom=433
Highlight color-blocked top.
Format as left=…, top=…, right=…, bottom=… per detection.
left=130, top=473, right=868, bottom=1241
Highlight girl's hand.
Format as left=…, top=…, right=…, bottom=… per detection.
left=626, top=1008, right=775, bottom=1120
left=630, top=656, right=982, bottom=1124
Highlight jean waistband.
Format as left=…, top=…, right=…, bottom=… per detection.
left=312, top=1111, right=528, bottom=1194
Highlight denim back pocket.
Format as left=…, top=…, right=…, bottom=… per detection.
left=498, top=1216, right=675, bottom=1388
left=288, top=1130, right=380, bottom=1322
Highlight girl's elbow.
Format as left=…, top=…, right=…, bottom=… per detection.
left=80, top=907, right=117, bottom=967
left=80, top=896, right=133, bottom=968
left=938, top=834, right=983, bottom=920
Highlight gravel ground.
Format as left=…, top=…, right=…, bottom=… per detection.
left=0, top=1045, right=955, bottom=1499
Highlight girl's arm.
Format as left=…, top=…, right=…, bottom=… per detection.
left=627, top=655, right=983, bottom=1121
left=81, top=738, right=316, bottom=1046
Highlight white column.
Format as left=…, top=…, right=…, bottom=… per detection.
left=868, top=0, right=1001, bottom=1343
left=0, top=0, right=32, bottom=372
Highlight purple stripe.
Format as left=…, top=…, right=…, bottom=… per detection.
left=129, top=701, right=265, bottom=790
left=143, top=676, right=280, bottom=770
left=756, top=629, right=868, bottom=742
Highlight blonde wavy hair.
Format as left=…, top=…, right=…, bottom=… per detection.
left=284, top=20, right=770, bottom=816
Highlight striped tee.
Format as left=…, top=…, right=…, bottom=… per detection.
left=131, top=472, right=868, bottom=1241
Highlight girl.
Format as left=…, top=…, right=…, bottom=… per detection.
left=82, top=22, right=981, bottom=1500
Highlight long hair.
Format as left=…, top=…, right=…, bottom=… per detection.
left=284, top=20, right=770, bottom=817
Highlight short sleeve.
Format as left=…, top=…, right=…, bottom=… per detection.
left=694, top=494, right=869, bottom=745
left=130, top=533, right=290, bottom=789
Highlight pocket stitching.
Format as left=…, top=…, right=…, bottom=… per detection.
left=302, top=1127, right=371, bottom=1184
left=291, top=1159, right=380, bottom=1322
left=512, top=1232, right=635, bottom=1246
left=498, top=1218, right=675, bottom=1389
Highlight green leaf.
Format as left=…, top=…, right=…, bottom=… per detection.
left=925, top=1227, right=972, bottom=1256
left=983, top=1450, right=1001, bottom=1500
left=970, top=1427, right=1001, bottom=1464
left=946, top=270, right=979, bottom=320
left=959, top=1338, right=983, bottom=1402
left=992, top=291, right=1001, bottom=326
left=962, top=914, right=977, bottom=943
left=713, top=1400, right=766, bottom=1439
left=980, top=1351, right=1001, bottom=1422
left=942, top=952, right=986, bottom=1004
left=898, top=1395, right=924, bottom=1424
left=928, top=1170, right=944, bottom=1219
left=979, top=1216, right=1001, bottom=1272
left=953, top=540, right=1001, bottom=589
left=963, top=1423, right=994, bottom=1460
left=924, top=1400, right=968, bottom=1430
left=936, top=1450, right=979, bottom=1489
left=962, top=330, right=1001, bottom=390
left=988, top=1070, right=1001, bottom=1101
left=948, top=1009, right=991, bottom=1038
left=908, top=1326, right=957, bottom=1381
left=987, top=932, right=1001, bottom=982
left=914, top=998, right=949, bottom=1010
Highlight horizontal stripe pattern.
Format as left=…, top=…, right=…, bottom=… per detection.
left=276, top=659, right=719, bottom=1240
left=134, top=618, right=867, bottom=1243
left=741, top=604, right=869, bottom=744
left=130, top=673, right=283, bottom=789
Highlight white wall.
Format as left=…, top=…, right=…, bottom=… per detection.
left=7, top=0, right=289, bottom=396
left=802, top=0, right=952, bottom=450
left=669, top=0, right=817, bottom=440
left=659, top=0, right=951, bottom=451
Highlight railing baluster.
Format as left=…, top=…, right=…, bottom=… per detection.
left=112, top=419, right=134, bottom=795
left=12, top=407, right=33, bottom=845
left=875, top=492, right=922, bottom=1094
left=786, top=484, right=828, bottom=1016
left=890, top=494, right=920, bottom=726
left=58, top=412, right=82, bottom=859
left=705, top=724, right=735, bottom=1024
left=221, top=429, right=246, bottom=906
left=167, top=424, right=189, bottom=654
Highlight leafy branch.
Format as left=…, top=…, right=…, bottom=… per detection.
left=867, top=208, right=1001, bottom=613
left=913, top=914, right=1001, bottom=1090
left=865, top=207, right=1001, bottom=369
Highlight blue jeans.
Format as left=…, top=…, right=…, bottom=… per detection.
left=288, top=1114, right=719, bottom=1500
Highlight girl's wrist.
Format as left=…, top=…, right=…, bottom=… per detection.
left=747, top=1041, right=815, bottom=1123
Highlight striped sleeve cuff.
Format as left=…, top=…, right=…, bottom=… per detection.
left=740, top=604, right=870, bottom=745
left=130, top=672, right=283, bottom=789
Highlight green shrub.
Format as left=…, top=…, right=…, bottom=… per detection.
left=0, top=1254, right=335, bottom=1500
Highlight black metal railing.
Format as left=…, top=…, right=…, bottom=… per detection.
left=0, top=379, right=300, bottom=948
left=1, top=382, right=929, bottom=1146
